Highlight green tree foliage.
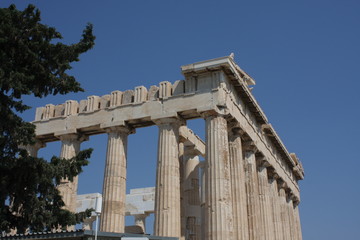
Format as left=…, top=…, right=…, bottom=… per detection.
left=0, top=4, right=95, bottom=233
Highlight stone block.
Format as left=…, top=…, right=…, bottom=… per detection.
left=172, top=80, right=185, bottom=96
left=122, top=90, right=134, bottom=104
left=125, top=187, right=155, bottom=215
left=100, top=95, right=111, bottom=109
left=44, top=104, right=55, bottom=119
left=147, top=85, right=159, bottom=101
left=185, top=76, right=196, bottom=93
left=134, top=86, right=148, bottom=103
left=54, top=104, right=65, bottom=117
left=87, top=95, right=101, bottom=112
left=159, top=81, right=172, bottom=99
left=65, top=100, right=79, bottom=116
left=35, top=107, right=45, bottom=121
left=211, top=71, right=223, bottom=89
left=110, top=90, right=122, bottom=107
left=79, top=100, right=87, bottom=113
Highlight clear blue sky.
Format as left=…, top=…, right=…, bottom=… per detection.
left=2, top=0, right=360, bottom=239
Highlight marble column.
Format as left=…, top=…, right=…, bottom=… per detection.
left=58, top=134, right=86, bottom=231
left=100, top=126, right=131, bottom=233
left=293, top=200, right=303, bottom=240
left=243, top=142, right=262, bottom=240
left=268, top=171, right=284, bottom=240
left=154, top=118, right=181, bottom=238
left=183, top=145, right=201, bottom=240
left=203, top=114, right=233, bottom=240
left=200, top=163, right=206, bottom=240
left=134, top=214, right=148, bottom=233
left=58, top=134, right=84, bottom=213
left=228, top=127, right=249, bottom=240
left=287, top=196, right=296, bottom=240
left=278, top=183, right=291, bottom=240
left=257, top=158, right=275, bottom=240
left=22, top=141, right=46, bottom=157
left=82, top=216, right=96, bottom=230
left=179, top=142, right=186, bottom=240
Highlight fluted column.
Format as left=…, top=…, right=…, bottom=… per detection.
left=293, top=200, right=303, bottom=240
left=58, top=134, right=86, bottom=231
left=22, top=141, right=46, bottom=157
left=268, top=171, right=284, bottom=240
left=257, top=158, right=275, bottom=240
left=200, top=163, right=206, bottom=240
left=243, top=142, right=262, bottom=240
left=134, top=214, right=148, bottom=233
left=100, top=126, right=132, bottom=233
left=278, top=183, right=291, bottom=240
left=154, top=118, right=182, bottom=238
left=287, top=196, right=296, bottom=240
left=183, top=145, right=201, bottom=240
left=228, top=127, right=248, bottom=240
left=203, top=113, right=233, bottom=240
left=179, top=142, right=186, bottom=240
left=58, top=134, right=84, bottom=213
left=82, top=216, right=96, bottom=230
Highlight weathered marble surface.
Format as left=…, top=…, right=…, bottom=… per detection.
left=32, top=55, right=304, bottom=240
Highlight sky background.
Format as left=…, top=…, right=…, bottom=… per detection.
left=1, top=0, right=360, bottom=239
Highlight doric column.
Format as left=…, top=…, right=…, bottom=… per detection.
left=228, top=127, right=249, bottom=240
left=200, top=162, right=206, bottom=240
left=183, top=145, right=201, bottom=240
left=267, top=171, right=284, bottom=240
left=278, top=182, right=291, bottom=240
left=82, top=216, right=96, bottom=230
left=179, top=142, right=186, bottom=240
left=22, top=140, right=46, bottom=157
left=293, top=199, right=303, bottom=240
left=154, top=117, right=182, bottom=238
left=287, top=195, right=296, bottom=240
left=58, top=134, right=85, bottom=213
left=100, top=126, right=132, bottom=233
left=203, top=113, right=233, bottom=240
left=58, top=133, right=86, bottom=231
left=257, top=157, right=275, bottom=240
left=134, top=214, right=148, bottom=233
left=243, top=142, right=262, bottom=240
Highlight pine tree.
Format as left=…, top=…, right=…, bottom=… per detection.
left=0, top=4, right=95, bottom=233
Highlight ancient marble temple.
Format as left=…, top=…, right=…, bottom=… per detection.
left=29, top=55, right=304, bottom=240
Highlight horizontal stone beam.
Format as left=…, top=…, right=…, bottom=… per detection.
left=33, top=90, right=222, bottom=142
left=179, top=126, right=205, bottom=157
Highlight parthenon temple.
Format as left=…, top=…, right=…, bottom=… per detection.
left=29, top=55, right=304, bottom=240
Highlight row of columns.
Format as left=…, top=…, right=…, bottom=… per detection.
left=28, top=112, right=302, bottom=240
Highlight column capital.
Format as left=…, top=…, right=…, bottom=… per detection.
left=183, top=144, right=202, bottom=157
left=199, top=109, right=226, bottom=119
left=229, top=126, right=245, bottom=137
left=243, top=140, right=258, bottom=153
left=101, top=121, right=135, bottom=134
left=292, top=195, right=300, bottom=206
left=20, top=140, right=47, bottom=157
left=152, top=116, right=185, bottom=127
left=267, top=168, right=280, bottom=180
left=151, top=112, right=185, bottom=126
left=256, top=155, right=271, bottom=169
left=56, top=133, right=89, bottom=143
left=105, top=125, right=135, bottom=135
left=21, top=140, right=46, bottom=151
left=277, top=179, right=288, bottom=190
